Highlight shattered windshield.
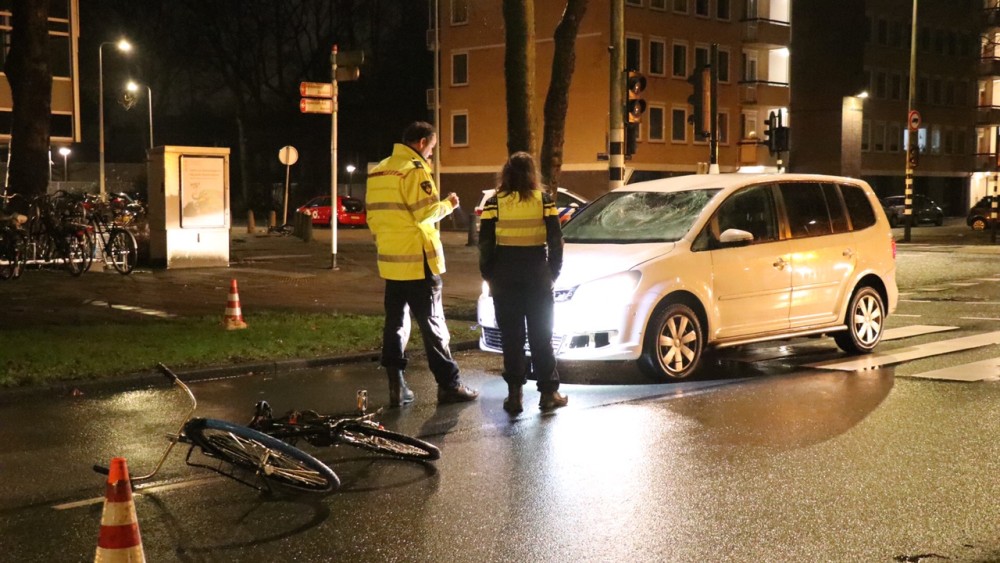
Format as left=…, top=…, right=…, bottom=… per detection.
left=562, top=189, right=721, bottom=243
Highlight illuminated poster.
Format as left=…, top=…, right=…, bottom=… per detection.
left=180, top=155, right=226, bottom=228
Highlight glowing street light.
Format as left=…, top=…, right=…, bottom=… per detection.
left=99, top=38, right=132, bottom=201
left=59, top=147, right=71, bottom=181
left=346, top=163, right=356, bottom=197
left=126, top=80, right=154, bottom=149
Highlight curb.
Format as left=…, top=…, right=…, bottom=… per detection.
left=0, top=340, right=481, bottom=404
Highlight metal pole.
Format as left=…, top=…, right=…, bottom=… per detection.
left=993, top=126, right=999, bottom=243
left=609, top=0, right=625, bottom=191
left=98, top=43, right=107, bottom=201
left=433, top=0, right=442, bottom=197
left=903, top=0, right=918, bottom=242
left=330, top=45, right=339, bottom=270
left=63, top=152, right=68, bottom=181
left=709, top=44, right=719, bottom=169
left=146, top=85, right=154, bottom=149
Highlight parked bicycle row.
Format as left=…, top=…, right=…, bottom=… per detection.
left=0, top=190, right=142, bottom=280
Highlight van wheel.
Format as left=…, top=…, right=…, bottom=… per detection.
left=638, top=303, right=703, bottom=380
left=834, top=286, right=884, bottom=355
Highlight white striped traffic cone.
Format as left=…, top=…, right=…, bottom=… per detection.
left=223, top=278, right=248, bottom=330
left=94, top=457, right=145, bottom=562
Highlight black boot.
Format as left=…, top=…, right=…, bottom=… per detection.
left=502, top=384, right=523, bottom=414
left=387, top=369, right=415, bottom=407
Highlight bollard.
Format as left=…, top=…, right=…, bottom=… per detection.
left=247, top=210, right=256, bottom=234
left=300, top=210, right=313, bottom=242
left=268, top=210, right=277, bottom=229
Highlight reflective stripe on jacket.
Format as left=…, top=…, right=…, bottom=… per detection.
left=480, top=191, right=556, bottom=246
left=366, top=144, right=454, bottom=280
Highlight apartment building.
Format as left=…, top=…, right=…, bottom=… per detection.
left=433, top=0, right=791, bottom=203
left=0, top=1, right=81, bottom=143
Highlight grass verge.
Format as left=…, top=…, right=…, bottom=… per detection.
left=0, top=312, right=479, bottom=388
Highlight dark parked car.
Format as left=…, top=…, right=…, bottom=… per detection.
left=967, top=196, right=997, bottom=231
left=880, top=194, right=944, bottom=227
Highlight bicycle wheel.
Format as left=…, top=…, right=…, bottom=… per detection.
left=106, top=228, right=138, bottom=274
left=184, top=418, right=339, bottom=494
left=62, top=231, right=90, bottom=277
left=339, top=422, right=441, bottom=461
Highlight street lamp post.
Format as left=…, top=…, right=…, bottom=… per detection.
left=127, top=80, right=154, bottom=149
left=903, top=0, right=918, bottom=242
left=346, top=164, right=356, bottom=197
left=59, top=147, right=71, bottom=182
left=99, top=39, right=132, bottom=201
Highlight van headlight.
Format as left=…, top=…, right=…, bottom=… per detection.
left=481, top=281, right=491, bottom=297
left=556, top=271, right=641, bottom=305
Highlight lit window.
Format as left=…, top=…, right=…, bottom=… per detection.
left=452, top=112, right=468, bottom=146
left=451, top=52, right=468, bottom=86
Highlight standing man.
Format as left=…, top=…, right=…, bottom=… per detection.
left=366, top=122, right=479, bottom=407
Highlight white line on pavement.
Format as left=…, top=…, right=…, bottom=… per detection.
left=807, top=330, right=1000, bottom=372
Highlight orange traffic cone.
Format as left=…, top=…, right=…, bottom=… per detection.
left=94, top=457, right=145, bottom=562
left=223, top=278, right=248, bottom=330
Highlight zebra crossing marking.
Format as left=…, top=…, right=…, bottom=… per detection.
left=806, top=330, right=1000, bottom=372
left=905, top=357, right=1000, bottom=382
left=85, top=299, right=176, bottom=319
left=882, top=325, right=957, bottom=341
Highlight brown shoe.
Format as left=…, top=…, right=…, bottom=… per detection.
left=538, top=391, right=568, bottom=410
left=502, top=385, right=523, bottom=414
left=437, top=383, right=479, bottom=404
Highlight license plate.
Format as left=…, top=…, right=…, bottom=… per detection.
left=349, top=215, right=360, bottom=220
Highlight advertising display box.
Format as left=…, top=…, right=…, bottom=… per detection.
left=147, top=146, right=231, bottom=268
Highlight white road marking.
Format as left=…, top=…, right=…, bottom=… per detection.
left=52, top=476, right=219, bottom=511
left=891, top=313, right=922, bottom=317
left=960, top=316, right=1000, bottom=321
left=807, top=331, right=1000, bottom=371
left=882, top=325, right=958, bottom=341
left=85, top=299, right=176, bottom=318
left=916, top=287, right=946, bottom=292
left=905, top=357, right=1000, bottom=382
left=948, top=282, right=979, bottom=287
left=900, top=299, right=932, bottom=303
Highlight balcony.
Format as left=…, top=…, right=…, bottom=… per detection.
left=738, top=80, right=790, bottom=106
left=978, top=105, right=1000, bottom=125
left=980, top=57, right=1000, bottom=77
left=740, top=18, right=790, bottom=49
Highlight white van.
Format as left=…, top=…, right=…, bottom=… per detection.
left=476, top=173, right=898, bottom=380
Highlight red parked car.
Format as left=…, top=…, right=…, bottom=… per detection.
left=296, top=195, right=366, bottom=227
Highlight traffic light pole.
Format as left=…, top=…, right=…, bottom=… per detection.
left=709, top=44, right=719, bottom=169
left=903, top=0, right=918, bottom=243
left=609, top=0, right=625, bottom=191
left=330, top=45, right=340, bottom=270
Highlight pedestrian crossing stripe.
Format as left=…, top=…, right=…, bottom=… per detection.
left=84, top=299, right=176, bottom=319
left=882, top=325, right=958, bottom=341
left=904, top=357, right=1000, bottom=382
left=807, top=330, right=1000, bottom=372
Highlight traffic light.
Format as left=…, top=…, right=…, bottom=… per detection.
left=625, top=71, right=647, bottom=124
left=686, top=65, right=710, bottom=139
left=907, top=144, right=919, bottom=169
left=763, top=112, right=776, bottom=155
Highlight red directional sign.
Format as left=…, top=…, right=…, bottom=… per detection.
left=907, top=110, right=921, bottom=131
left=300, top=82, right=333, bottom=98
left=300, top=98, right=334, bottom=114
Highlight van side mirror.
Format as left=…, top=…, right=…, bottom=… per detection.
left=718, top=228, right=754, bottom=246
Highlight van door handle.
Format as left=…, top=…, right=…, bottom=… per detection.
left=843, top=248, right=855, bottom=258
left=773, top=257, right=787, bottom=270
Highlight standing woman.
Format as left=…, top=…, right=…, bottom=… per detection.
left=478, top=152, right=566, bottom=412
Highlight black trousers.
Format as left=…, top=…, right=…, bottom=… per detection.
left=381, top=262, right=460, bottom=389
left=491, top=267, right=559, bottom=393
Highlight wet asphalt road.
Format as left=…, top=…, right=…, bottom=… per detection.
left=2, top=226, right=1000, bottom=561
left=2, top=338, right=1000, bottom=562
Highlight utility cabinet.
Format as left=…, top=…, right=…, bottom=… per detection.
left=147, top=146, right=231, bottom=268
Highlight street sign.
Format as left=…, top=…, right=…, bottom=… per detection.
left=908, top=110, right=922, bottom=131
left=300, top=82, right=333, bottom=98
left=335, top=50, right=365, bottom=67
left=278, top=145, right=298, bottom=166
left=300, top=98, right=334, bottom=114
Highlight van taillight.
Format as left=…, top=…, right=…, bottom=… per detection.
left=891, top=237, right=897, bottom=259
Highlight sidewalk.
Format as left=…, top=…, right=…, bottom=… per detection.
left=0, top=226, right=484, bottom=330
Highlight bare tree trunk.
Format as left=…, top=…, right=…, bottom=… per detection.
left=540, top=0, right=587, bottom=191
left=503, top=0, right=536, bottom=155
left=5, top=0, right=51, bottom=202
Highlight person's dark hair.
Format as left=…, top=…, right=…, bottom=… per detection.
left=498, top=151, right=543, bottom=201
left=402, top=121, right=436, bottom=145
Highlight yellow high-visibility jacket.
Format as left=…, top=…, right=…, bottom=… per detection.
left=366, top=144, right=454, bottom=280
